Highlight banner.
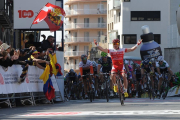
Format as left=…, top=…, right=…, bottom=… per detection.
left=0, top=65, right=60, bottom=94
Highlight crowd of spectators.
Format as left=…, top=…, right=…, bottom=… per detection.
left=0, top=34, right=61, bottom=83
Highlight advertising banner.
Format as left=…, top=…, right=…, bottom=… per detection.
left=0, top=65, right=60, bottom=94
left=14, top=0, right=59, bottom=29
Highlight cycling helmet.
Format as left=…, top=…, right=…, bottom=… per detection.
left=112, top=39, right=120, bottom=43
left=81, top=54, right=87, bottom=60
left=157, top=56, right=164, bottom=62
left=69, top=69, right=74, bottom=73
left=92, top=61, right=97, bottom=67
left=143, top=59, right=150, bottom=65
left=101, top=52, right=107, bottom=57
left=150, top=58, right=156, bottom=63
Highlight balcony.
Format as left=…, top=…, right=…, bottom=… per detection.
left=65, top=9, right=107, bottom=17
left=64, top=51, right=86, bottom=57
left=64, top=37, right=98, bottom=44
left=113, top=0, right=121, bottom=10
left=65, top=23, right=107, bottom=30
left=64, top=64, right=79, bottom=71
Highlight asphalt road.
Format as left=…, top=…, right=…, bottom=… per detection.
left=1, top=97, right=180, bottom=120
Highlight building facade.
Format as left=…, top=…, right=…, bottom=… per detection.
left=64, top=0, right=107, bottom=74
left=0, top=0, right=13, bottom=46
left=107, top=0, right=180, bottom=59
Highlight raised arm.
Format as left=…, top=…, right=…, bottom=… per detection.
left=94, top=39, right=108, bottom=53
left=126, top=39, right=142, bottom=53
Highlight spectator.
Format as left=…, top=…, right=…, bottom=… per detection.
left=41, top=35, right=54, bottom=51
left=37, top=48, right=45, bottom=59
left=19, top=46, right=35, bottom=61
left=28, top=50, right=49, bottom=70
left=25, top=34, right=35, bottom=48
left=41, top=34, right=46, bottom=41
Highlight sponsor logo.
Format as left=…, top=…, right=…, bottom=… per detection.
left=143, top=49, right=160, bottom=59
left=18, top=10, right=34, bottom=18
left=26, top=74, right=29, bottom=83
left=0, top=73, right=4, bottom=85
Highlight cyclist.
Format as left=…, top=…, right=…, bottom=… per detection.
left=79, top=55, right=94, bottom=99
left=97, top=52, right=112, bottom=96
left=94, top=38, right=142, bottom=97
left=140, top=59, right=155, bottom=93
left=156, top=56, right=174, bottom=96
left=92, top=61, right=99, bottom=97
left=64, top=69, right=78, bottom=99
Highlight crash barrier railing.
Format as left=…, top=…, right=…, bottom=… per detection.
left=0, top=65, right=64, bottom=108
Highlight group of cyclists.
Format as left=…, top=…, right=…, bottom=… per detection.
left=64, top=38, right=176, bottom=101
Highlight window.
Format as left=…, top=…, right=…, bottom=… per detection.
left=154, top=34, right=161, bottom=44
left=84, top=18, right=89, bottom=27
left=114, top=15, right=116, bottom=23
left=123, top=34, right=137, bottom=44
left=131, top=11, right=160, bottom=21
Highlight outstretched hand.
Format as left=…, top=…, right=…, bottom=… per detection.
left=94, top=39, right=98, bottom=46
left=137, top=39, right=143, bottom=45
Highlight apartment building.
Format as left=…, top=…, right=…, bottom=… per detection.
left=107, top=0, right=180, bottom=59
left=64, top=0, right=107, bottom=74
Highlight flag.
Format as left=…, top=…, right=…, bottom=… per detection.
left=40, top=65, right=55, bottom=100
left=53, top=54, right=63, bottom=76
left=32, top=2, right=66, bottom=31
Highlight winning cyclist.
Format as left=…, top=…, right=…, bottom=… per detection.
left=94, top=38, right=142, bottom=97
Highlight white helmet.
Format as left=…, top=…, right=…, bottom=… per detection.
left=157, top=56, right=164, bottom=62
left=150, top=58, right=156, bottom=63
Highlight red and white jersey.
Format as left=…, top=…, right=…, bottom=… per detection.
left=108, top=48, right=127, bottom=70
left=79, top=60, right=92, bottom=68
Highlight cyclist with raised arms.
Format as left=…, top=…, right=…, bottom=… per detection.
left=94, top=38, right=142, bottom=97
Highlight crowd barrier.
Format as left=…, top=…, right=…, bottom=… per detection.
left=0, top=51, right=65, bottom=108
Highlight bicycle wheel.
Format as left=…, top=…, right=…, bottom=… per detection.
left=106, top=80, right=109, bottom=102
left=118, top=79, right=124, bottom=105
left=90, top=92, right=92, bottom=102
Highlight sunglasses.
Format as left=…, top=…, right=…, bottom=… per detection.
left=159, top=61, right=163, bottom=62
left=82, top=57, right=87, bottom=60
left=102, top=56, right=107, bottom=58
left=113, top=43, right=119, bottom=45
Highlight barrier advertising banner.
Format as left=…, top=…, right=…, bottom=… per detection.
left=0, top=65, right=60, bottom=94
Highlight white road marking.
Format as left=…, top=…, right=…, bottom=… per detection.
left=20, top=110, right=180, bottom=116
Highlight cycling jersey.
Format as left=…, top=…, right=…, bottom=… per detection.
left=108, top=48, right=127, bottom=72
left=65, top=72, right=78, bottom=82
left=98, top=57, right=112, bottom=73
left=79, top=60, right=94, bottom=76
left=156, top=60, right=169, bottom=69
